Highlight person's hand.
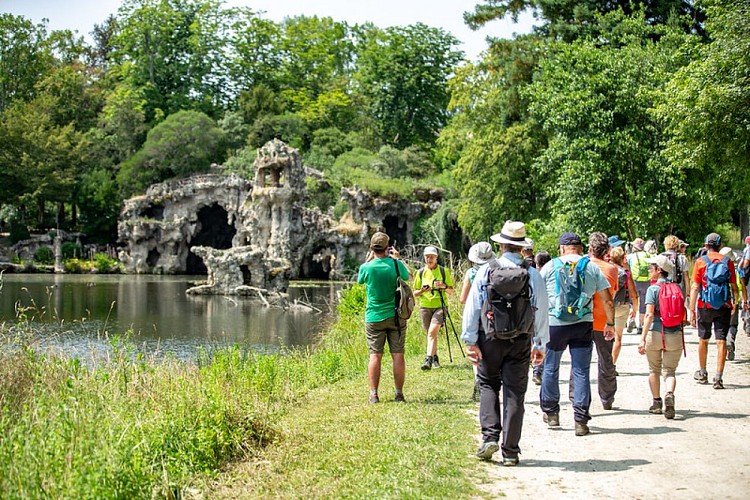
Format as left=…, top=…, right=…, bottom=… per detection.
left=531, top=348, right=544, bottom=366
left=434, top=280, right=445, bottom=290
left=744, top=301, right=749, bottom=312
left=466, top=345, right=482, bottom=367
left=603, top=325, right=615, bottom=341
left=690, top=315, right=697, bottom=328
left=390, top=247, right=400, bottom=259
left=638, top=340, right=646, bottom=355
left=628, top=309, right=636, bottom=321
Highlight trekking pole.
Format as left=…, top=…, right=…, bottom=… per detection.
left=443, top=306, right=465, bottom=358
left=437, top=287, right=454, bottom=363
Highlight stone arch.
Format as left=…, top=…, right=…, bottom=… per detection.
left=299, top=246, right=336, bottom=280
left=186, top=204, right=236, bottom=274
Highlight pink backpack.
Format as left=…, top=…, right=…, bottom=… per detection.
left=657, top=282, right=686, bottom=355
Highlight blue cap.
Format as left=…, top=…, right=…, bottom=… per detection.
left=559, top=232, right=582, bottom=246
left=608, top=234, right=626, bottom=247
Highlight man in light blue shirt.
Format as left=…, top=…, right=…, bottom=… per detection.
left=461, top=221, right=548, bottom=465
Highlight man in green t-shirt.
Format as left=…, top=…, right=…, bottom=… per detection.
left=413, top=245, right=454, bottom=370
left=357, top=232, right=411, bottom=403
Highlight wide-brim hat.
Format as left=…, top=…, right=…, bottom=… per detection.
left=632, top=238, right=645, bottom=251
left=468, top=242, right=494, bottom=264
left=719, top=246, right=737, bottom=260
left=608, top=234, right=626, bottom=247
left=647, top=255, right=674, bottom=274
left=491, top=221, right=532, bottom=247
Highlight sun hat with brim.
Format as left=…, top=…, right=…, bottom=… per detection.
left=646, top=255, right=674, bottom=274
left=719, top=246, right=737, bottom=260
left=491, top=220, right=533, bottom=247
left=679, top=239, right=689, bottom=247
left=468, top=242, right=494, bottom=264
left=423, top=245, right=439, bottom=256
left=632, top=238, right=645, bottom=251
left=608, top=235, right=626, bottom=247
left=370, top=232, right=389, bottom=251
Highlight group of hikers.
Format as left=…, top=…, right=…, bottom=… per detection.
left=356, top=224, right=750, bottom=465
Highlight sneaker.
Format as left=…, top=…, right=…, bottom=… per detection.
left=471, top=380, right=480, bottom=402
left=649, top=398, right=663, bottom=414
left=727, top=344, right=735, bottom=361
left=532, top=372, right=542, bottom=386
left=574, top=422, right=590, bottom=436
left=369, top=394, right=380, bottom=404
left=502, top=456, right=519, bottom=467
left=432, top=354, right=441, bottom=369
left=664, top=392, right=675, bottom=420
left=394, top=393, right=406, bottom=403
left=626, top=319, right=635, bottom=333
left=713, top=378, right=724, bottom=390
left=694, top=370, right=708, bottom=384
left=476, top=441, right=499, bottom=461
left=543, top=413, right=560, bottom=427
left=421, top=356, right=433, bottom=370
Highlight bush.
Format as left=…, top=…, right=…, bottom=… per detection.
left=61, top=242, right=82, bottom=260
left=33, top=246, right=54, bottom=265
left=9, top=221, right=30, bottom=244
left=64, top=258, right=92, bottom=273
left=93, top=253, right=119, bottom=273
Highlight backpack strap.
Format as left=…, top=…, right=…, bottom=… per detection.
left=393, top=258, right=402, bottom=334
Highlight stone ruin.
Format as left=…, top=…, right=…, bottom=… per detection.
left=117, top=139, right=444, bottom=298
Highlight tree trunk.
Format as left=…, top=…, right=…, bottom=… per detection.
left=71, top=203, right=77, bottom=227
left=57, top=202, right=65, bottom=228
left=741, top=204, right=749, bottom=241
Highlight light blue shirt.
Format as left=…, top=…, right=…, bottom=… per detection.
left=539, top=254, right=610, bottom=326
left=461, top=252, right=549, bottom=352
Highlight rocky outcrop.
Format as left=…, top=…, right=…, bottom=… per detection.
left=117, top=139, right=443, bottom=295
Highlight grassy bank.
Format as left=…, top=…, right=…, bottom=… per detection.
left=0, top=284, right=482, bottom=498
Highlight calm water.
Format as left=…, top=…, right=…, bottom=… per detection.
left=0, top=274, right=342, bottom=359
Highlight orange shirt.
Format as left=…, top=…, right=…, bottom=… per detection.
left=592, top=257, right=618, bottom=331
left=692, top=250, right=736, bottom=309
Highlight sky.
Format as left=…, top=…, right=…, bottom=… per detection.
left=1, top=0, right=536, bottom=61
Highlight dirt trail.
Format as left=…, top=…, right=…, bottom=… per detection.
left=476, top=325, right=750, bottom=499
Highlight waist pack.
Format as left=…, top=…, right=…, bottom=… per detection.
left=551, top=256, right=593, bottom=321
left=393, top=258, right=415, bottom=321
left=480, top=263, right=534, bottom=340
left=699, top=255, right=731, bottom=309
left=613, top=266, right=630, bottom=306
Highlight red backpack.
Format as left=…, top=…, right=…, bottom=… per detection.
left=657, top=282, right=686, bottom=355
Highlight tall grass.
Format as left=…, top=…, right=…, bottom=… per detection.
left=0, top=284, right=379, bottom=498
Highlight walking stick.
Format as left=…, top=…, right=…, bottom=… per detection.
left=436, top=287, right=465, bottom=361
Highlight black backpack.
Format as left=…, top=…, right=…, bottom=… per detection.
left=480, top=262, right=534, bottom=340
left=613, top=266, right=630, bottom=306
left=662, top=250, right=683, bottom=284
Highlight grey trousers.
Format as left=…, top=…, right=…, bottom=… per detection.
left=570, top=330, right=617, bottom=406
left=476, top=330, right=531, bottom=459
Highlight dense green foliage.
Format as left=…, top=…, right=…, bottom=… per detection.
left=1, top=0, right=748, bottom=250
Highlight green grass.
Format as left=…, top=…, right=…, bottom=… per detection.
left=0, top=284, right=485, bottom=498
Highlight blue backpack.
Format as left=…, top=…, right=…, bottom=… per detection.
left=700, top=255, right=731, bottom=309
left=551, top=256, right=593, bottom=321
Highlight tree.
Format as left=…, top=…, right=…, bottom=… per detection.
left=117, top=110, right=225, bottom=196
left=354, top=23, right=463, bottom=148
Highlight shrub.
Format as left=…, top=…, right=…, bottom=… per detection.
left=61, top=242, right=82, bottom=260
left=93, top=253, right=119, bottom=273
left=33, top=246, right=54, bottom=265
left=9, top=221, right=30, bottom=244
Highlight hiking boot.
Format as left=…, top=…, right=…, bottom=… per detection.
left=502, top=456, right=520, bottom=467
left=471, top=380, right=480, bottom=402
left=476, top=441, right=499, bottom=461
left=727, top=343, right=735, bottom=361
left=369, top=393, right=380, bottom=404
left=543, top=413, right=560, bottom=427
left=649, top=398, right=663, bottom=414
left=431, top=354, right=441, bottom=369
left=664, top=392, right=675, bottom=420
left=394, top=393, right=406, bottom=403
left=694, top=370, right=708, bottom=384
left=532, top=371, right=542, bottom=386
left=421, top=356, right=433, bottom=370
left=626, top=319, right=635, bottom=333
left=713, top=378, right=724, bottom=390
left=574, top=422, right=590, bottom=436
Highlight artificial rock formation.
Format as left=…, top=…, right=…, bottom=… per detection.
left=117, top=139, right=442, bottom=295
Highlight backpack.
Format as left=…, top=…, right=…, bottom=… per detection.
left=393, top=258, right=415, bottom=321
left=480, top=262, right=534, bottom=340
left=657, top=282, right=685, bottom=328
left=632, top=252, right=650, bottom=281
left=613, top=267, right=630, bottom=306
left=551, top=256, right=593, bottom=321
left=699, top=255, right=731, bottom=309
left=662, top=250, right=683, bottom=284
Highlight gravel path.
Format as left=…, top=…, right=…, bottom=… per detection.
left=476, top=325, right=750, bottom=499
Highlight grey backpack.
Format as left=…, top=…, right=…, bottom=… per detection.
left=480, top=263, right=534, bottom=340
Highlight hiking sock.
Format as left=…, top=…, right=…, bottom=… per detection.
left=394, top=389, right=403, bottom=397
left=370, top=389, right=378, bottom=397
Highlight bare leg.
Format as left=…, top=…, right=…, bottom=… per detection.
left=698, top=338, right=709, bottom=370
left=368, top=353, right=383, bottom=391
left=612, top=327, right=624, bottom=365
left=649, top=372, right=661, bottom=398
left=391, top=352, right=405, bottom=391
left=664, top=373, right=676, bottom=393
left=716, top=340, right=727, bottom=375
left=426, top=322, right=441, bottom=356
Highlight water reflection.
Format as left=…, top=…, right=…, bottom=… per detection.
left=0, top=274, right=341, bottom=358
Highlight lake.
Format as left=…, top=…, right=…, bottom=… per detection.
left=0, top=273, right=343, bottom=359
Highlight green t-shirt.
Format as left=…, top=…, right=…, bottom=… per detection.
left=357, top=257, right=410, bottom=323
left=413, top=265, right=454, bottom=309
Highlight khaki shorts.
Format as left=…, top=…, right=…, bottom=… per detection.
left=365, top=317, right=406, bottom=354
left=645, top=330, right=683, bottom=377
left=614, top=304, right=630, bottom=331
left=420, top=307, right=445, bottom=330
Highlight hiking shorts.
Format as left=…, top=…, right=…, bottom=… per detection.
left=696, top=307, right=731, bottom=341
left=614, top=303, right=630, bottom=331
left=645, top=330, right=682, bottom=377
left=420, top=307, right=445, bottom=330
left=634, top=281, right=651, bottom=314
left=365, top=317, right=406, bottom=354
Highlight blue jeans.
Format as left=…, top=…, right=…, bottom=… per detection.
left=540, top=322, right=594, bottom=423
